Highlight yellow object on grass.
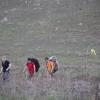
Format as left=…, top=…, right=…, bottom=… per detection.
left=91, top=49, right=97, bottom=56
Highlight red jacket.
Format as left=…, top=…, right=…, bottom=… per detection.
left=26, top=62, right=35, bottom=72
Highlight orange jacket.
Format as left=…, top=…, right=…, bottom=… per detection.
left=46, top=60, right=53, bottom=71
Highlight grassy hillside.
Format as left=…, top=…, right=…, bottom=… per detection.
left=0, top=0, right=100, bottom=100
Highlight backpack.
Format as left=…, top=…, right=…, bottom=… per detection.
left=49, top=56, right=57, bottom=62
left=30, top=58, right=40, bottom=72
left=53, top=61, right=58, bottom=71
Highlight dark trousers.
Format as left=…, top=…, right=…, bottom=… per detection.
left=29, top=71, right=34, bottom=79
left=52, top=69, right=57, bottom=74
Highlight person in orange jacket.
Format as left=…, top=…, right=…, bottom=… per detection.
left=45, top=57, right=54, bottom=80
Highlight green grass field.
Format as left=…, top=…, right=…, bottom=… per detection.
left=0, top=0, right=100, bottom=100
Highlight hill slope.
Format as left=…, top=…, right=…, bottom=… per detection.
left=0, top=0, right=100, bottom=100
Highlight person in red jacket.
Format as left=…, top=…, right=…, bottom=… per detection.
left=23, top=58, right=35, bottom=79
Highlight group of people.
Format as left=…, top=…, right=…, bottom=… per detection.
left=0, top=56, right=59, bottom=81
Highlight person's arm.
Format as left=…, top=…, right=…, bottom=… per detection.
left=45, top=62, right=48, bottom=71
left=46, top=65, right=48, bottom=71
left=34, top=65, right=35, bottom=72
left=51, top=62, right=54, bottom=72
left=6, top=63, right=11, bottom=70
left=0, top=67, right=3, bottom=73
left=23, top=66, right=27, bottom=73
left=56, top=61, right=59, bottom=69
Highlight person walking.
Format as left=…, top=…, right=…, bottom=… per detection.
left=23, top=58, right=35, bottom=79
left=45, top=57, right=54, bottom=80
left=0, top=56, right=11, bottom=81
left=49, top=56, right=59, bottom=74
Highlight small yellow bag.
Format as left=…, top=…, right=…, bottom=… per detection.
left=91, top=49, right=97, bottom=56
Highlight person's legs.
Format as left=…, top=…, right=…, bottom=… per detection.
left=51, top=70, right=57, bottom=81
left=3, top=70, right=9, bottom=81
left=52, top=70, right=57, bottom=73
left=48, top=71, right=54, bottom=80
left=5, top=70, right=9, bottom=80
left=2, top=72, right=6, bottom=80
left=29, top=71, right=34, bottom=79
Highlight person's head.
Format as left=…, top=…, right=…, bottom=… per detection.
left=45, top=57, right=49, bottom=62
left=2, top=56, right=6, bottom=62
left=27, top=58, right=31, bottom=62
